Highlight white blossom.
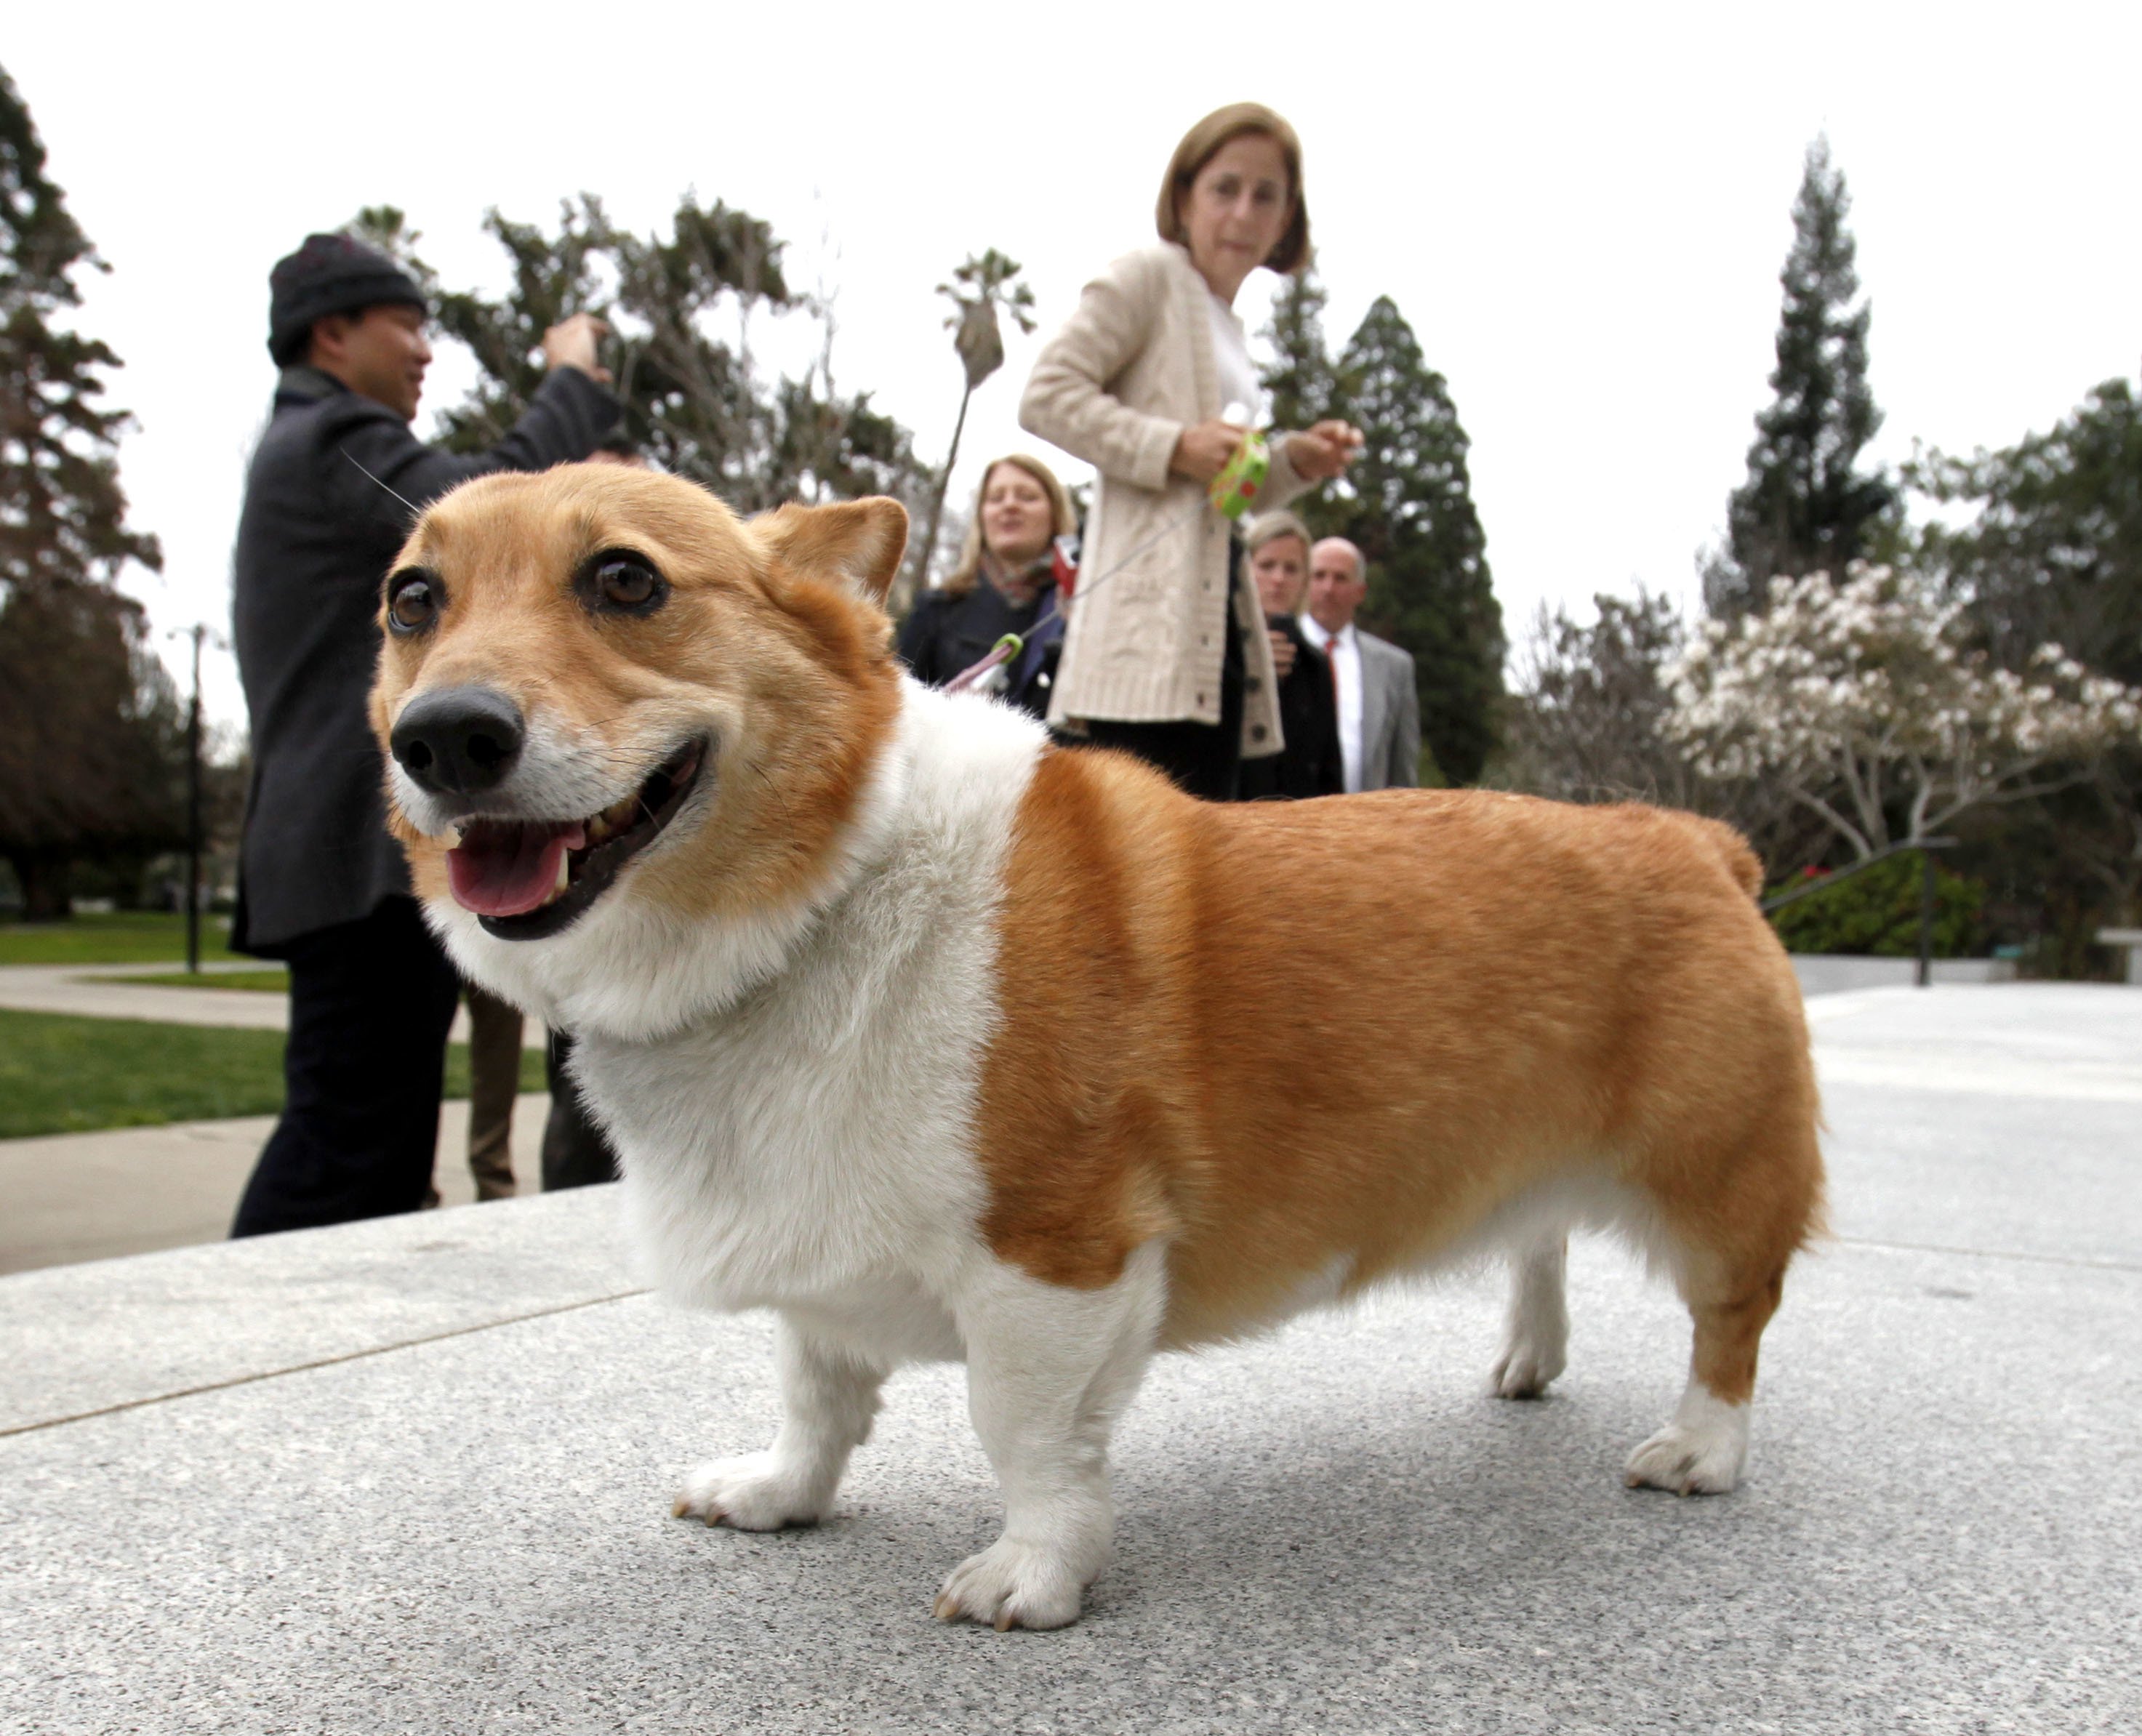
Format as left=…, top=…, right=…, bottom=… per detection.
left=1664, top=563, right=2142, bottom=858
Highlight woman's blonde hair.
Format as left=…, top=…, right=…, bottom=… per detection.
left=941, top=454, right=1078, bottom=599
left=1243, top=509, right=1313, bottom=557
left=1156, top=103, right=1311, bottom=276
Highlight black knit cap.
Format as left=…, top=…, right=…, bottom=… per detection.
left=267, top=233, right=427, bottom=365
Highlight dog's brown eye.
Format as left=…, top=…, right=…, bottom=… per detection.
left=387, top=569, right=441, bottom=634
left=579, top=550, right=668, bottom=616
left=600, top=559, right=656, bottom=606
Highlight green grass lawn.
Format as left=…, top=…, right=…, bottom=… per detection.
left=106, top=969, right=291, bottom=992
left=0, top=1008, right=546, bottom=1139
left=0, top=911, right=248, bottom=967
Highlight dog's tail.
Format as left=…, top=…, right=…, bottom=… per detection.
left=1689, top=815, right=1764, bottom=900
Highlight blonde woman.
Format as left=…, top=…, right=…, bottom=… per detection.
left=1238, top=510, right=1343, bottom=799
left=1019, top=102, right=1360, bottom=798
left=898, top=454, right=1076, bottom=718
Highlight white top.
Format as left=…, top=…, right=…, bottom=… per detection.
left=1205, top=292, right=1264, bottom=425
left=1300, top=616, right=1364, bottom=794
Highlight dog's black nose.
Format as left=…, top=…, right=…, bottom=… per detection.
left=390, top=686, right=526, bottom=795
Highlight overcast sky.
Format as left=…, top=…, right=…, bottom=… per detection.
left=11, top=1, right=2139, bottom=734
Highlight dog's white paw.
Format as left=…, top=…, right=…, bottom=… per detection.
left=1624, top=1389, right=1749, bottom=1495
left=932, top=1538, right=1088, bottom=1632
left=1488, top=1335, right=1565, bottom=1399
left=670, top=1452, right=827, bottom=1531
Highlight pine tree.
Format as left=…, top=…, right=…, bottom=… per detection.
left=1911, top=374, right=2142, bottom=948
left=0, top=64, right=177, bottom=918
left=1709, top=137, right=1896, bottom=614
left=1259, top=268, right=1338, bottom=452
left=1333, top=296, right=1504, bottom=784
left=1914, top=377, right=2142, bottom=683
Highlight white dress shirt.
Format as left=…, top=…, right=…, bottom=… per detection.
left=1300, top=616, right=1364, bottom=793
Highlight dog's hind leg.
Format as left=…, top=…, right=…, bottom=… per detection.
left=933, top=1241, right=1168, bottom=1632
left=673, top=1316, right=885, bottom=1530
left=1488, top=1231, right=1570, bottom=1399
left=1624, top=1116, right=1820, bottom=1496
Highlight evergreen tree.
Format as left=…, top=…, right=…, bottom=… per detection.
left=1708, top=137, right=1896, bottom=615
left=1259, top=267, right=1338, bottom=449
left=1911, top=374, right=2142, bottom=952
left=1333, top=295, right=1504, bottom=784
left=0, top=64, right=177, bottom=917
left=1914, top=377, right=2142, bottom=683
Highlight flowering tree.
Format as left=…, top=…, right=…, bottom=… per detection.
left=1666, top=563, right=2142, bottom=859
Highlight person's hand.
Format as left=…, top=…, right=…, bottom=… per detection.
left=1267, top=628, right=1298, bottom=679
left=1285, top=419, right=1363, bottom=481
left=542, top=313, right=613, bottom=384
left=1169, top=418, right=1248, bottom=483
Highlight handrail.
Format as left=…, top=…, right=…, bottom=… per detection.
left=1761, top=836, right=1960, bottom=989
left=1759, top=837, right=1957, bottom=915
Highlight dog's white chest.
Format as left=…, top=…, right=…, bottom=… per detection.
left=569, top=685, right=1044, bottom=1330
left=580, top=951, right=990, bottom=1317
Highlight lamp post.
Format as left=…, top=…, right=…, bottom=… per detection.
left=184, top=624, right=204, bottom=973
left=166, top=623, right=225, bottom=974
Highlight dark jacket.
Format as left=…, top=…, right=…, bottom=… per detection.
left=897, top=574, right=1062, bottom=718
left=231, top=365, right=619, bottom=954
left=1239, top=617, right=1344, bottom=800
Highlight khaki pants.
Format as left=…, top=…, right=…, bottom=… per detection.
left=465, top=985, right=524, bottom=1200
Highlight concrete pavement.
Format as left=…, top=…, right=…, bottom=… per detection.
left=2, top=985, right=2138, bottom=1732
left=0, top=960, right=557, bottom=1274
left=0, top=1093, right=555, bottom=1275
left=0, top=961, right=545, bottom=1045
left=0, top=961, right=294, bottom=1031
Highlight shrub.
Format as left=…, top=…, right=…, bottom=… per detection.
left=1768, top=852, right=1986, bottom=957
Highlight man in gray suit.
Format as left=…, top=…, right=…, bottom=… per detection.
left=1301, top=539, right=1422, bottom=792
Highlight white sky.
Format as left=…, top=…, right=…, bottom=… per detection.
left=10, top=1, right=2139, bottom=735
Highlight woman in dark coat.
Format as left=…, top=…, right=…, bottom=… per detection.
left=899, top=453, right=1077, bottom=718
left=1237, top=510, right=1343, bottom=799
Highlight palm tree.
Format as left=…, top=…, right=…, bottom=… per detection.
left=911, top=250, right=1037, bottom=594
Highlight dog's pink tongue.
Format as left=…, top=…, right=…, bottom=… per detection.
left=446, top=820, right=585, bottom=917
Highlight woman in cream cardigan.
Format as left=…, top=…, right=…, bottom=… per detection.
left=1019, top=102, right=1361, bottom=799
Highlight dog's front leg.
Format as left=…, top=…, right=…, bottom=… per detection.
left=673, top=1315, right=884, bottom=1531
left=934, top=1243, right=1166, bottom=1632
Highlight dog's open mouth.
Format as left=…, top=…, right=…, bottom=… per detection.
left=446, top=739, right=706, bottom=941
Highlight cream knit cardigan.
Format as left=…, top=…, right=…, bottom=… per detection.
left=1019, top=244, right=1314, bottom=750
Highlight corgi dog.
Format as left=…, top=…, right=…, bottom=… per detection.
left=371, top=465, right=1823, bottom=1632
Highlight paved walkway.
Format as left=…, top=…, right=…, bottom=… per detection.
left=0, top=961, right=556, bottom=1276
left=0, top=960, right=295, bottom=1030
left=0, top=1093, right=556, bottom=1275
left=3, top=984, right=2137, bottom=1731
left=0, top=961, right=545, bottom=1045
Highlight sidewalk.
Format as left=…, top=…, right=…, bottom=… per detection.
left=0, top=960, right=293, bottom=1030
left=4, top=986, right=2138, bottom=1732
left=0, top=960, right=546, bottom=1044
left=0, top=1093, right=555, bottom=1274
left=0, top=956, right=559, bottom=1275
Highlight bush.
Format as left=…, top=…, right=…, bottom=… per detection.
left=1768, top=852, right=1986, bottom=957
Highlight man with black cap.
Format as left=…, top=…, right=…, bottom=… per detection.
left=229, top=230, right=620, bottom=1237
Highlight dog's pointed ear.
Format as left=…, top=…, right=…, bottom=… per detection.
left=756, top=497, right=910, bottom=607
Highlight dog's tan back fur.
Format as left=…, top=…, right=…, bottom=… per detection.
left=976, top=750, right=1821, bottom=1367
